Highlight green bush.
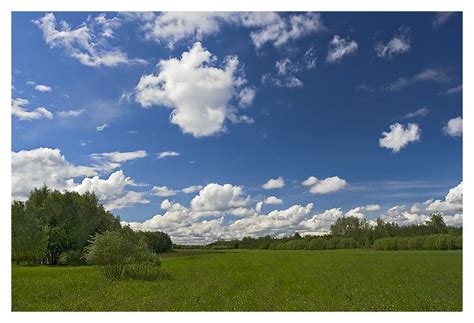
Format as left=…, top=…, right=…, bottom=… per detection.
left=84, top=228, right=161, bottom=280
left=59, top=250, right=87, bottom=266
left=308, top=238, right=326, bottom=250
left=374, top=234, right=462, bottom=251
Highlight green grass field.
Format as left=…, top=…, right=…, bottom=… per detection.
left=12, top=249, right=462, bottom=311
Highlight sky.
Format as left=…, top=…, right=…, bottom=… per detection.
left=11, top=12, right=463, bottom=244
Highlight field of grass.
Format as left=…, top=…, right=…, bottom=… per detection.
left=12, top=249, right=462, bottom=311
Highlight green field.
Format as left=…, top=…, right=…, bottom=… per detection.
left=12, top=249, right=462, bottom=311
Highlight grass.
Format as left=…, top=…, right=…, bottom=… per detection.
left=12, top=249, right=462, bottom=311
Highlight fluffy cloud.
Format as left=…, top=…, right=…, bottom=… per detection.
left=157, top=151, right=180, bottom=159
left=443, top=117, right=462, bottom=138
left=181, top=185, right=203, bottom=194
left=135, top=42, right=252, bottom=137
left=345, top=204, right=381, bottom=219
left=131, top=12, right=324, bottom=49
left=261, top=74, right=303, bottom=88
left=262, top=177, right=285, bottom=190
left=12, top=147, right=97, bottom=200
left=191, top=183, right=249, bottom=212
left=33, top=13, right=146, bottom=67
left=402, top=107, right=428, bottom=119
left=90, top=150, right=147, bottom=172
left=58, top=109, right=85, bottom=117
left=237, top=87, right=256, bottom=107
left=12, top=98, right=53, bottom=121
left=379, top=123, right=420, bottom=152
left=35, top=84, right=52, bottom=92
left=381, top=205, right=428, bottom=226
left=151, top=186, right=177, bottom=197
left=326, top=35, right=358, bottom=63
left=302, top=176, right=347, bottom=194
left=426, top=182, right=462, bottom=213
left=264, top=196, right=283, bottom=205
left=375, top=26, right=410, bottom=59
left=72, top=170, right=149, bottom=210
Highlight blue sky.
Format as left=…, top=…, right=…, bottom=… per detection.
left=11, top=12, right=463, bottom=243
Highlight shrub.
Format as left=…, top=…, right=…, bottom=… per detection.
left=308, top=238, right=326, bottom=250
left=84, top=228, right=161, bottom=280
left=454, top=236, right=462, bottom=249
left=374, top=234, right=462, bottom=251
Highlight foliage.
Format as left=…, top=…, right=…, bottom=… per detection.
left=12, top=249, right=462, bottom=311
left=373, top=234, right=461, bottom=251
left=138, top=231, right=173, bottom=253
left=84, top=227, right=162, bottom=280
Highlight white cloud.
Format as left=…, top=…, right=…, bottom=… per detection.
left=303, top=45, right=317, bottom=69
left=304, top=176, right=347, bottom=194
left=191, top=183, right=249, bottom=212
left=135, top=42, right=252, bottom=137
left=262, top=177, right=285, bottom=190
left=238, top=87, right=256, bottom=107
left=345, top=204, right=381, bottom=219
left=385, top=68, right=451, bottom=91
left=443, top=117, right=462, bottom=138
left=445, top=85, right=462, bottom=95
left=402, top=107, right=428, bottom=119
left=58, top=109, right=85, bottom=117
left=426, top=182, right=463, bottom=213
left=151, top=186, right=177, bottom=197
left=433, top=12, right=456, bottom=29
left=72, top=170, right=149, bottom=210
left=33, top=13, right=146, bottom=67
left=381, top=205, right=428, bottom=226
left=131, top=12, right=324, bottom=50
left=90, top=150, right=147, bottom=172
left=12, top=98, right=53, bottom=121
left=276, top=58, right=300, bottom=76
left=375, top=26, right=410, bottom=59
left=157, top=151, right=180, bottom=159
left=379, top=123, right=421, bottom=152
left=181, top=185, right=203, bottom=194
left=12, top=147, right=97, bottom=200
left=96, top=123, right=108, bottom=131
left=326, top=35, right=358, bottom=63
left=35, top=84, right=53, bottom=92
left=261, top=74, right=304, bottom=88
left=264, top=196, right=283, bottom=205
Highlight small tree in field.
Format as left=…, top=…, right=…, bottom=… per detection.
left=84, top=227, right=161, bottom=280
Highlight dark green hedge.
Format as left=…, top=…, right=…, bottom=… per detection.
left=373, top=234, right=462, bottom=251
left=269, top=237, right=359, bottom=250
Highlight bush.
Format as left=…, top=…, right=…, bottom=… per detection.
left=374, top=234, right=462, bottom=251
left=308, top=238, right=326, bottom=250
left=84, top=228, right=161, bottom=280
left=59, top=250, right=87, bottom=266
left=337, top=238, right=359, bottom=249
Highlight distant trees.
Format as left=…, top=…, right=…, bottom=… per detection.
left=11, top=186, right=172, bottom=266
left=202, top=214, right=462, bottom=251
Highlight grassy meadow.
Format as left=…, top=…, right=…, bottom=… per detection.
left=12, top=249, right=462, bottom=311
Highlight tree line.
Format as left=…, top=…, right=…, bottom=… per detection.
left=202, top=213, right=462, bottom=251
left=12, top=186, right=172, bottom=266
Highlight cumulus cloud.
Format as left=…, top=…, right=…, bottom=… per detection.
left=181, top=185, right=203, bottom=194
left=157, top=151, right=180, bottom=159
left=375, top=26, right=410, bottom=59
left=345, top=204, right=381, bottom=219
left=443, top=117, right=462, bottom=138
left=135, top=42, right=252, bottom=137
left=12, top=98, right=53, bottom=121
left=426, top=182, right=463, bottom=213
left=58, top=109, right=85, bottom=117
left=130, top=12, right=324, bottom=50
left=191, top=183, right=249, bottom=212
left=402, top=107, right=428, bottom=119
left=12, top=147, right=96, bottom=200
left=237, top=87, right=256, bottom=107
left=303, top=176, right=347, bottom=194
left=379, top=123, right=420, bottom=153
left=151, top=185, right=177, bottom=197
left=262, top=177, right=285, bottom=190
left=90, top=150, right=147, bottom=172
left=264, top=196, right=283, bottom=205
left=35, top=84, right=52, bottom=92
left=33, top=13, right=146, bottom=67
left=326, top=35, right=358, bottom=63
left=72, top=170, right=149, bottom=210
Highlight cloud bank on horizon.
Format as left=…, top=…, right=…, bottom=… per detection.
left=12, top=12, right=462, bottom=244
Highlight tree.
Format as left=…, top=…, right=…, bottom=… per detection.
left=85, top=227, right=161, bottom=279
left=425, top=213, right=447, bottom=234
